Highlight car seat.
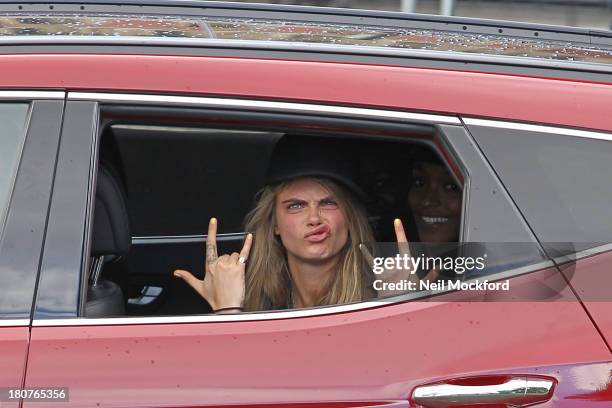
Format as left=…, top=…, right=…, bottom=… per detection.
left=85, top=164, right=130, bottom=317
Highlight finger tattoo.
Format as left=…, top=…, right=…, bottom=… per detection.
left=206, top=244, right=217, bottom=264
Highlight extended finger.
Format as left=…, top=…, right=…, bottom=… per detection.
left=205, top=218, right=218, bottom=265
left=394, top=218, right=408, bottom=243
left=174, top=269, right=204, bottom=294
left=359, top=243, right=375, bottom=269
left=239, top=233, right=253, bottom=263
left=394, top=218, right=411, bottom=257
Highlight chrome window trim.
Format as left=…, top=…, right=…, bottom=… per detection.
left=34, top=301, right=384, bottom=326
left=32, top=258, right=557, bottom=327
left=575, top=242, right=612, bottom=259
left=0, top=319, right=30, bottom=327
left=552, top=242, right=612, bottom=265
left=132, top=233, right=245, bottom=245
left=68, top=92, right=461, bottom=125
left=0, top=91, right=65, bottom=100
left=80, top=103, right=101, bottom=316
left=463, top=118, right=612, bottom=142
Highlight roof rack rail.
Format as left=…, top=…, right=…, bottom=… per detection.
left=0, top=0, right=609, bottom=39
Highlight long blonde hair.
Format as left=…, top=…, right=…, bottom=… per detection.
left=243, top=177, right=374, bottom=311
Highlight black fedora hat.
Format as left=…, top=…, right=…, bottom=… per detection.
left=266, top=135, right=364, bottom=199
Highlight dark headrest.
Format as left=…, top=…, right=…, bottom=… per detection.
left=265, top=136, right=364, bottom=199
left=91, top=165, right=131, bottom=257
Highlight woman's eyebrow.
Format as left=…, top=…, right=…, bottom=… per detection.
left=280, top=198, right=306, bottom=204
left=280, top=196, right=334, bottom=204
left=320, top=195, right=336, bottom=201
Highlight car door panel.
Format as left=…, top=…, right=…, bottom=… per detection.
left=556, top=249, right=612, bottom=347
left=24, top=272, right=609, bottom=407
left=0, top=325, right=29, bottom=408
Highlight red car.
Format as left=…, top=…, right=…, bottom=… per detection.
left=0, top=1, right=611, bottom=407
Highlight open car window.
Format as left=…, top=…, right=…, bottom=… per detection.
left=86, top=106, right=468, bottom=316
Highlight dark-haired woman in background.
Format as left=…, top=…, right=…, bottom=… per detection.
left=408, top=154, right=462, bottom=244
left=367, top=147, right=463, bottom=298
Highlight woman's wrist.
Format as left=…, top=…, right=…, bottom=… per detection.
left=213, top=306, right=244, bottom=314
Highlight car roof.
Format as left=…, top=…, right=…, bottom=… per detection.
left=0, top=0, right=611, bottom=70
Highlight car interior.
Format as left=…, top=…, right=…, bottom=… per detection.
left=84, top=108, right=463, bottom=317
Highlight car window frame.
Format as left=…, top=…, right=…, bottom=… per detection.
left=464, top=116, right=612, bottom=262
left=33, top=100, right=98, bottom=319
left=33, top=92, right=548, bottom=323
left=0, top=93, right=65, bottom=321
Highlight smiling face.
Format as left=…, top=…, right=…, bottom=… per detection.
left=408, top=162, right=462, bottom=242
left=274, top=178, right=349, bottom=265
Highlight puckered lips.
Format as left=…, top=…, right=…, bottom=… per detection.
left=304, top=224, right=331, bottom=242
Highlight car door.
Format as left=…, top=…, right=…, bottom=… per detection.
left=24, top=95, right=610, bottom=408
left=0, top=94, right=64, bottom=407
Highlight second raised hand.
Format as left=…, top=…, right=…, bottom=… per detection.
left=361, top=218, right=438, bottom=299
left=392, top=218, right=418, bottom=282
left=394, top=218, right=440, bottom=284
left=394, top=218, right=411, bottom=259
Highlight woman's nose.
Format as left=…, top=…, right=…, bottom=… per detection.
left=306, top=203, right=323, bottom=224
left=421, top=188, right=440, bottom=207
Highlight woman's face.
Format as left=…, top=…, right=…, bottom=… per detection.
left=274, top=178, right=349, bottom=264
left=408, top=162, right=462, bottom=242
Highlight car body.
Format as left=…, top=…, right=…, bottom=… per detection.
left=0, top=1, right=611, bottom=407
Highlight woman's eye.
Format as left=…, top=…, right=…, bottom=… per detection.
left=411, top=177, right=425, bottom=188
left=287, top=202, right=305, bottom=210
left=320, top=199, right=339, bottom=209
left=445, top=182, right=460, bottom=192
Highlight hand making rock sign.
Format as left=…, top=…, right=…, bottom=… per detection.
left=360, top=218, right=439, bottom=298
left=174, top=217, right=253, bottom=313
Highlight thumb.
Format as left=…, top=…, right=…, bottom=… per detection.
left=174, top=269, right=202, bottom=291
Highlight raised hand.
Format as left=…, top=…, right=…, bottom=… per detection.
left=174, top=218, right=253, bottom=312
left=360, top=218, right=438, bottom=298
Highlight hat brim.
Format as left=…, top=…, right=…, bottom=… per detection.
left=268, top=170, right=365, bottom=201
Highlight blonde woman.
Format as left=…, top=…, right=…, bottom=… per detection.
left=174, top=137, right=375, bottom=312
